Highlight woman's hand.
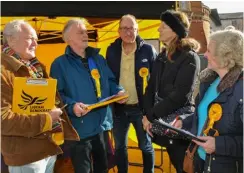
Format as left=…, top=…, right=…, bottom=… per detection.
left=193, top=136, right=216, bottom=154
left=172, top=119, right=183, bottom=129
left=142, top=116, right=153, bottom=137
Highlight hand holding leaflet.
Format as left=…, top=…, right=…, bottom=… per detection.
left=86, top=94, right=129, bottom=111
left=153, top=119, right=205, bottom=142
left=165, top=116, right=179, bottom=134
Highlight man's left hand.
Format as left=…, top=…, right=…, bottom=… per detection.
left=116, top=90, right=128, bottom=104
left=193, top=136, right=216, bottom=154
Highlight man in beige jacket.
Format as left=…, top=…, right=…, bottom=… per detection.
left=1, top=20, right=79, bottom=173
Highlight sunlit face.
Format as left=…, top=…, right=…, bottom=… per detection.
left=158, top=22, right=177, bottom=45
left=67, top=23, right=88, bottom=50
left=8, top=24, right=38, bottom=60
left=204, top=40, right=220, bottom=70
left=119, top=17, right=138, bottom=44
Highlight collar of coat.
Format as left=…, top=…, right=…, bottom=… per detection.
left=110, top=35, right=145, bottom=51
left=65, top=46, right=100, bottom=59
left=1, top=52, right=25, bottom=72
left=199, top=66, right=243, bottom=93
left=1, top=52, right=48, bottom=78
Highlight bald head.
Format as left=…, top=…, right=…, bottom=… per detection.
left=119, top=14, right=138, bottom=29
left=118, top=14, right=138, bottom=44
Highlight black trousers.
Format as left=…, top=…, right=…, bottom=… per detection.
left=70, top=132, right=108, bottom=173
left=167, top=141, right=189, bottom=173
left=153, top=135, right=189, bottom=173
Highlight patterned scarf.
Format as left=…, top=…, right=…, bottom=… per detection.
left=2, top=44, right=43, bottom=78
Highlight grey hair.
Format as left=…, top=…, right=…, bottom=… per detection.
left=62, top=18, right=86, bottom=43
left=225, top=25, right=235, bottom=30
left=3, top=19, right=33, bottom=44
left=209, top=26, right=244, bottom=69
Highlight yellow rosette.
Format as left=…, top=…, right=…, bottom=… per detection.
left=139, top=67, right=149, bottom=95
left=52, top=124, right=64, bottom=145
left=91, top=69, right=101, bottom=98
left=204, top=103, right=222, bottom=136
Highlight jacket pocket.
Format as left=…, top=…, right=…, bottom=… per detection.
left=210, top=156, right=237, bottom=173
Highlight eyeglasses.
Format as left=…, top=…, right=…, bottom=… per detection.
left=77, top=30, right=88, bottom=35
left=119, top=27, right=137, bottom=32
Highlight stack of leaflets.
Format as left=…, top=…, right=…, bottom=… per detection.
left=152, top=119, right=205, bottom=142
left=87, top=94, right=129, bottom=110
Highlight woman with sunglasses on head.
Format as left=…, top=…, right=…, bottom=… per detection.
left=142, top=10, right=201, bottom=173
left=173, top=26, right=243, bottom=173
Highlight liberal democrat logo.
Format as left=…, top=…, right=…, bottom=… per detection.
left=18, top=90, right=50, bottom=112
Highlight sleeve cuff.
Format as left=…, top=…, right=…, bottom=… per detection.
left=145, top=109, right=155, bottom=122
left=67, top=103, right=76, bottom=117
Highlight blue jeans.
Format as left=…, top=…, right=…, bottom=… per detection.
left=8, top=155, right=56, bottom=173
left=113, top=105, right=154, bottom=173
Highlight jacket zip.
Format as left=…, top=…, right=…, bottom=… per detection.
left=207, top=154, right=212, bottom=173
left=197, top=95, right=212, bottom=173
left=204, top=103, right=215, bottom=173
left=204, top=102, right=221, bottom=173
left=236, top=161, right=239, bottom=173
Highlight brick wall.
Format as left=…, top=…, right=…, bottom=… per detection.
left=184, top=1, right=211, bottom=54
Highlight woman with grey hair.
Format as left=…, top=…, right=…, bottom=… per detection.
left=173, top=26, right=243, bottom=173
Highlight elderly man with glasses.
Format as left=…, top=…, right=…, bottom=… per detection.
left=106, top=14, right=157, bottom=173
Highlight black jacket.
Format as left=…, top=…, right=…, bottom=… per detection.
left=106, top=36, right=157, bottom=110
left=182, top=68, right=243, bottom=173
left=144, top=48, right=200, bottom=122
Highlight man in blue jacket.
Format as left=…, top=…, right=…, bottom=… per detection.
left=106, top=14, right=157, bottom=173
left=50, top=19, right=125, bottom=173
